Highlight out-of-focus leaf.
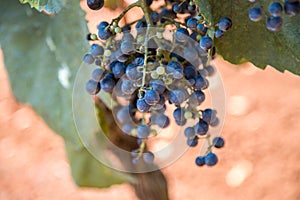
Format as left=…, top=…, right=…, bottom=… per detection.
left=65, top=141, right=130, bottom=188
left=0, top=0, right=128, bottom=187
left=19, top=0, right=67, bottom=13
left=196, top=0, right=300, bottom=75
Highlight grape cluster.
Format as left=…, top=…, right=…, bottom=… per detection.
left=248, top=0, right=300, bottom=32
left=84, top=0, right=227, bottom=167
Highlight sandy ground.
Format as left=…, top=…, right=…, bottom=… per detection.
left=1, top=3, right=300, bottom=200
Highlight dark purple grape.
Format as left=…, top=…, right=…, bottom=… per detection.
left=85, top=79, right=100, bottom=95
left=268, top=2, right=283, bottom=16
left=87, top=0, right=104, bottom=10
left=218, top=17, right=232, bottom=31
left=90, top=44, right=104, bottom=56
left=249, top=6, right=263, bottom=22
left=195, top=156, right=205, bottom=166
left=266, top=16, right=283, bottom=32
left=91, top=68, right=104, bottom=81
left=144, top=89, right=160, bottom=105
left=175, top=28, right=189, bottom=43
left=83, top=54, right=94, bottom=64
left=194, top=120, right=209, bottom=135
left=137, top=125, right=150, bottom=138
left=284, top=0, right=300, bottom=17
left=143, top=151, right=154, bottom=163
left=205, top=153, right=218, bottom=166
left=136, top=98, right=151, bottom=113
left=212, top=137, right=225, bottom=148
left=199, top=36, right=213, bottom=51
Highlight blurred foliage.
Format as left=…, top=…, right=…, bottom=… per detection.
left=196, top=0, right=300, bottom=75
left=0, top=0, right=128, bottom=187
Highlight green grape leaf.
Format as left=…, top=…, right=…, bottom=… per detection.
left=196, top=0, right=300, bottom=75
left=19, top=0, right=67, bottom=13
left=0, top=0, right=127, bottom=187
left=65, top=141, right=130, bottom=188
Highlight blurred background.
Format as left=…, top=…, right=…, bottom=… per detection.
left=1, top=1, right=300, bottom=200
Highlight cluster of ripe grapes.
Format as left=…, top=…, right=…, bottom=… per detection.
left=84, top=0, right=228, bottom=167
left=248, top=0, right=300, bottom=32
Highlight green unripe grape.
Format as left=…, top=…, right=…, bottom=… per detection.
left=151, top=71, right=159, bottom=79
left=156, top=66, right=165, bottom=75
left=164, top=77, right=173, bottom=85
left=114, top=27, right=122, bottom=33
left=184, top=111, right=193, bottom=119
left=104, top=49, right=111, bottom=57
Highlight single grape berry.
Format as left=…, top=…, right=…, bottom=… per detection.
left=87, top=0, right=104, bottom=10
left=150, top=11, right=160, bottom=23
left=126, top=64, right=143, bottom=81
left=184, top=65, right=196, bottom=79
left=100, top=75, right=115, bottom=92
left=170, top=89, right=189, bottom=106
left=196, top=23, right=205, bottom=32
left=266, top=16, right=283, bottom=32
left=268, top=2, right=283, bottom=16
left=144, top=89, right=160, bottom=105
left=150, top=79, right=165, bottom=94
left=184, top=47, right=198, bottom=62
left=121, top=79, right=136, bottom=95
left=202, top=108, right=217, bottom=124
left=83, top=54, right=94, bottom=64
left=146, top=0, right=153, bottom=6
left=195, top=75, right=208, bottom=90
left=205, top=152, right=218, bottom=166
left=137, top=125, right=151, bottom=139
left=112, top=62, right=126, bottom=78
left=284, top=1, right=300, bottom=17
left=199, top=36, right=213, bottom=51
left=188, top=4, right=196, bottom=12
left=122, top=124, right=134, bottom=134
left=189, top=90, right=205, bottom=106
left=184, top=127, right=196, bottom=138
left=249, top=6, right=263, bottom=22
left=136, top=98, right=151, bottom=113
left=195, top=156, right=205, bottom=166
left=116, top=106, right=134, bottom=124
left=194, top=120, right=209, bottom=135
left=215, top=29, right=224, bottom=39
left=98, top=22, right=113, bottom=40
left=175, top=28, right=189, bottom=43
left=121, top=40, right=135, bottom=55
left=91, top=68, right=104, bottom=81
left=154, top=114, right=170, bottom=128
left=85, top=79, right=100, bottom=95
left=135, top=20, right=147, bottom=34
left=143, top=151, right=155, bottom=164
left=217, top=17, right=232, bottom=31
left=212, top=137, right=225, bottom=148
left=187, top=136, right=198, bottom=147
left=90, top=44, right=104, bottom=56
left=187, top=18, right=198, bottom=28
left=173, top=3, right=182, bottom=13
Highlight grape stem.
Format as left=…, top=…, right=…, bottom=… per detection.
left=112, top=1, right=140, bottom=25
left=205, top=134, right=213, bottom=154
